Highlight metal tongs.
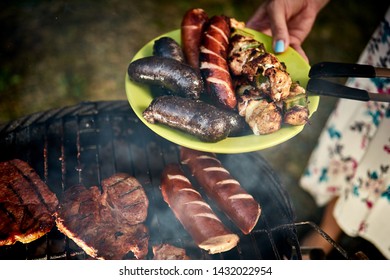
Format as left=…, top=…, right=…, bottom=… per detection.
left=307, top=62, right=390, bottom=102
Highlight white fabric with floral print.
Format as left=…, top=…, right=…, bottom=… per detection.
left=300, top=7, right=390, bottom=259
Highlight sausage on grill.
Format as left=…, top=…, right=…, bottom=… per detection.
left=160, top=163, right=239, bottom=254
left=180, top=147, right=261, bottom=234
left=199, top=15, right=237, bottom=110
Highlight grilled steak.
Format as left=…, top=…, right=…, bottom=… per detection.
left=55, top=173, right=149, bottom=260
left=100, top=173, right=149, bottom=225
left=0, top=159, right=59, bottom=246
left=152, top=243, right=190, bottom=260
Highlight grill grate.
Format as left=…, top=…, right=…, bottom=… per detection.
left=0, top=101, right=301, bottom=260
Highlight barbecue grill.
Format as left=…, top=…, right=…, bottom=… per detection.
left=0, top=101, right=348, bottom=260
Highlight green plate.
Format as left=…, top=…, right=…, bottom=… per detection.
left=125, top=29, right=319, bottom=154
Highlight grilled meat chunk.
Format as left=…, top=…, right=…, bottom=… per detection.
left=228, top=33, right=266, bottom=77
left=238, top=96, right=282, bottom=135
left=55, top=173, right=149, bottom=259
left=283, top=105, right=309, bottom=126
left=101, top=173, right=149, bottom=225
left=282, top=82, right=309, bottom=125
left=228, top=31, right=309, bottom=134
left=234, top=48, right=292, bottom=102
left=152, top=243, right=190, bottom=260
left=0, top=159, right=59, bottom=246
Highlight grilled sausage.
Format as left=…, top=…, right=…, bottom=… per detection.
left=142, top=95, right=246, bottom=142
left=180, top=147, right=261, bottom=234
left=127, top=56, right=203, bottom=99
left=153, top=36, right=185, bottom=63
left=160, top=163, right=239, bottom=254
left=200, top=15, right=237, bottom=110
left=181, top=8, right=209, bottom=70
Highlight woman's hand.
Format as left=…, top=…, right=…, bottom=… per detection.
left=247, top=0, right=330, bottom=61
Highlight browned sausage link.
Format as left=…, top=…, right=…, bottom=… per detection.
left=181, top=8, right=209, bottom=70
left=200, top=15, right=237, bottom=110
left=160, top=163, right=239, bottom=254
left=180, top=147, right=261, bottom=235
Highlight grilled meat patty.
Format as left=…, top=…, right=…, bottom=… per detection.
left=55, top=173, right=149, bottom=260
left=0, top=159, right=59, bottom=246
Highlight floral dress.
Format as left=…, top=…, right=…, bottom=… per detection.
left=300, top=7, right=390, bottom=259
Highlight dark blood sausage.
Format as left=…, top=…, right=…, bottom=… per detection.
left=127, top=56, right=203, bottom=99
left=153, top=36, right=185, bottom=63
left=180, top=147, right=261, bottom=235
left=142, top=95, right=246, bottom=142
left=200, top=15, right=237, bottom=110
left=160, top=163, right=239, bottom=254
left=181, top=8, right=209, bottom=70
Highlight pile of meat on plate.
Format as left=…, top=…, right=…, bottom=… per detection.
left=128, top=8, right=310, bottom=143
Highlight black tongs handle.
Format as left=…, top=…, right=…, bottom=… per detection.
left=307, top=78, right=370, bottom=101
left=309, top=62, right=390, bottom=78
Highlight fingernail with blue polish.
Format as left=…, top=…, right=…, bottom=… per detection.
left=274, top=40, right=285, bottom=53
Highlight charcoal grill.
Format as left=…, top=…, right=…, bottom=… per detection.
left=0, top=100, right=303, bottom=260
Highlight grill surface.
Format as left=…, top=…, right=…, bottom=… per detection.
left=0, top=101, right=301, bottom=260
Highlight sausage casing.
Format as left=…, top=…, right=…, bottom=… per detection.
left=127, top=56, right=203, bottom=99
left=200, top=15, right=237, bottom=110
left=153, top=36, right=185, bottom=63
left=180, top=147, right=261, bottom=234
left=142, top=95, right=246, bottom=142
left=160, top=163, right=239, bottom=254
left=181, top=8, right=209, bottom=70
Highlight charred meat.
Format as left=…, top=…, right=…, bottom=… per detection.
left=229, top=34, right=292, bottom=102
left=237, top=95, right=282, bottom=135
left=55, top=173, right=149, bottom=260
left=228, top=32, right=309, bottom=134
left=0, top=159, right=59, bottom=246
left=152, top=243, right=190, bottom=260
left=282, top=82, right=309, bottom=125
left=228, top=33, right=266, bottom=77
